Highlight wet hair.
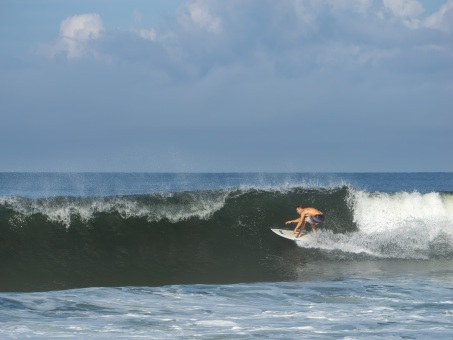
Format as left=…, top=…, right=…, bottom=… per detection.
left=296, top=205, right=303, bottom=209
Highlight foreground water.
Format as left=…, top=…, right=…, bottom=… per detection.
left=2, top=274, right=452, bottom=339
left=1, top=173, right=452, bottom=338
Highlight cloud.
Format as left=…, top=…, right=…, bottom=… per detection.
left=28, top=2, right=450, bottom=140
left=134, top=28, right=158, bottom=41
left=182, top=0, right=222, bottom=33
left=383, top=0, right=424, bottom=18
left=424, top=0, right=453, bottom=32
left=382, top=0, right=425, bottom=28
left=45, top=13, right=104, bottom=59
left=52, top=2, right=449, bottom=111
left=326, top=0, right=372, bottom=14
left=42, top=2, right=453, bottom=63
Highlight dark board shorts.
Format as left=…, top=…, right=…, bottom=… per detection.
left=305, top=214, right=325, bottom=225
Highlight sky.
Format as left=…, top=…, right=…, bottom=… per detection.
left=0, top=0, right=452, bottom=172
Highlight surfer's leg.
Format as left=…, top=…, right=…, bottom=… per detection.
left=311, top=223, right=317, bottom=233
left=310, top=215, right=323, bottom=233
left=296, top=224, right=306, bottom=237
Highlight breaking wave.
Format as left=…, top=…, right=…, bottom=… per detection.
left=1, top=185, right=452, bottom=291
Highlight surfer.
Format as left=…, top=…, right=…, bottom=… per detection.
left=285, top=205, right=324, bottom=238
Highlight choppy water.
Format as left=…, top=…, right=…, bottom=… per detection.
left=1, top=173, right=453, bottom=338
left=2, top=274, right=453, bottom=339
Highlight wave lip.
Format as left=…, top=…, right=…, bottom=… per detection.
left=1, top=190, right=231, bottom=228
left=351, top=191, right=453, bottom=235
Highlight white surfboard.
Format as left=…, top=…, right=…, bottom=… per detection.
left=271, top=228, right=312, bottom=241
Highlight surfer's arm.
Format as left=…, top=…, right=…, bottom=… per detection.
left=294, top=217, right=306, bottom=235
left=285, top=218, right=301, bottom=224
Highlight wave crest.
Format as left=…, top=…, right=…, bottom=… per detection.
left=0, top=190, right=231, bottom=227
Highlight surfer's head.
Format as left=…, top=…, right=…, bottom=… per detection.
left=296, top=205, right=303, bottom=213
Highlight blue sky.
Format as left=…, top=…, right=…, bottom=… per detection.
left=1, top=0, right=452, bottom=172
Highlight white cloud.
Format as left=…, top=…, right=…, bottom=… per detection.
left=383, top=0, right=424, bottom=17
left=383, top=0, right=424, bottom=28
left=327, top=0, right=372, bottom=14
left=181, top=0, right=222, bottom=33
left=48, top=13, right=104, bottom=59
left=41, top=0, right=453, bottom=70
left=424, top=0, right=453, bottom=32
left=288, top=0, right=318, bottom=28
left=135, top=28, right=158, bottom=41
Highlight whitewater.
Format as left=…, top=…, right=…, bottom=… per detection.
left=1, top=173, right=453, bottom=338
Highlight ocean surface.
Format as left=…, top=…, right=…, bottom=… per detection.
left=1, top=172, right=452, bottom=338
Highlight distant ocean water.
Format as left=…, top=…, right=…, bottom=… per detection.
left=1, top=173, right=453, bottom=338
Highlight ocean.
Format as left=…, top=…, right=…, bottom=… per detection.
left=1, top=173, right=452, bottom=338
